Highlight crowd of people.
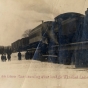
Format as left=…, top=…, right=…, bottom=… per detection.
left=0, top=50, right=35, bottom=62
left=1, top=53, right=11, bottom=62
left=17, top=51, right=34, bottom=60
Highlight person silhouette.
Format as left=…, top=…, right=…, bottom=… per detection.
left=25, top=51, right=30, bottom=60
left=1, top=54, right=4, bottom=62
left=18, top=51, right=21, bottom=60
left=7, top=53, right=11, bottom=61
left=3, top=53, right=7, bottom=62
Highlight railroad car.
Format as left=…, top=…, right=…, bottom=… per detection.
left=49, top=12, right=85, bottom=66
left=11, top=21, right=53, bottom=61
left=11, top=39, right=21, bottom=52
left=28, top=21, right=53, bottom=61
left=20, top=37, right=29, bottom=51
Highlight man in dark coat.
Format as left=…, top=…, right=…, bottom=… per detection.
left=18, top=52, right=21, bottom=60
left=1, top=54, right=4, bottom=62
left=7, top=54, right=11, bottom=61
left=25, top=51, right=29, bottom=60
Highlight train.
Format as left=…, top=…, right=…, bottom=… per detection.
left=11, top=9, right=88, bottom=67
left=11, top=21, right=53, bottom=61
left=0, top=46, right=12, bottom=55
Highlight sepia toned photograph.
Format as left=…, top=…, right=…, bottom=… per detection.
left=0, top=0, right=88, bottom=88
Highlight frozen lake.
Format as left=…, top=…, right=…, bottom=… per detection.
left=0, top=53, right=87, bottom=88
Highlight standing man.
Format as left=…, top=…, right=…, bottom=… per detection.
left=7, top=53, right=11, bottom=61
left=1, top=54, right=4, bottom=62
left=18, top=51, right=21, bottom=60
left=25, top=51, right=29, bottom=60
left=3, top=53, right=7, bottom=62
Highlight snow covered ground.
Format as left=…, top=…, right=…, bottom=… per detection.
left=0, top=53, right=88, bottom=88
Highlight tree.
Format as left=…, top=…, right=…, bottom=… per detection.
left=22, top=29, right=31, bottom=38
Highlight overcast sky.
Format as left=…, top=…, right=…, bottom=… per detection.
left=0, top=0, right=87, bottom=46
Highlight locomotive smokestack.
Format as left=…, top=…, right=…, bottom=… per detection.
left=42, top=20, right=44, bottom=24
left=42, top=20, right=44, bottom=29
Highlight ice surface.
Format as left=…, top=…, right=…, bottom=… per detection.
left=0, top=53, right=87, bottom=88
